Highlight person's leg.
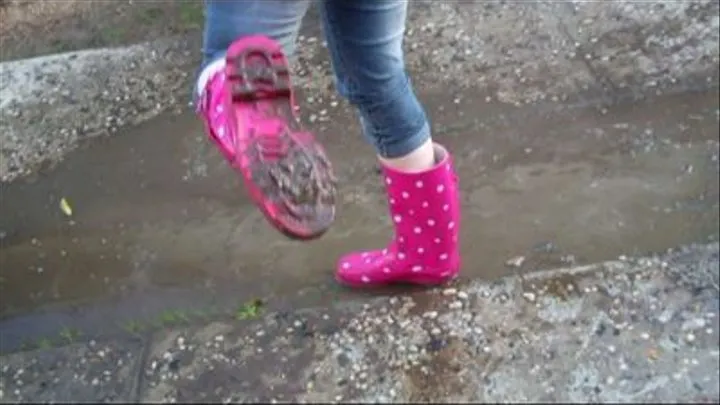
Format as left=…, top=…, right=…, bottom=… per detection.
left=321, top=0, right=461, bottom=286
left=197, top=0, right=336, bottom=240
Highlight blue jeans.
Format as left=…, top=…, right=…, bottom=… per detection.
left=200, top=0, right=430, bottom=159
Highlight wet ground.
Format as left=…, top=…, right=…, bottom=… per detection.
left=1, top=243, right=717, bottom=403
left=0, top=87, right=718, bottom=352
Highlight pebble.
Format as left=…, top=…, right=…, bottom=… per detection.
left=506, top=256, right=526, bottom=268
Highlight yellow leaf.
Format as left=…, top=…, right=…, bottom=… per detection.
left=60, top=197, right=73, bottom=217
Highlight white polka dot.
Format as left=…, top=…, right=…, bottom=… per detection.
left=415, top=181, right=424, bottom=188
left=401, top=192, right=410, bottom=199
left=448, top=222, right=455, bottom=229
left=365, top=258, right=372, bottom=264
left=437, top=184, right=445, bottom=193
left=417, top=247, right=425, bottom=254
left=411, top=265, right=423, bottom=272
left=441, top=271, right=450, bottom=277
left=439, top=253, right=448, bottom=260
left=342, top=262, right=351, bottom=269
left=398, top=253, right=406, bottom=260
left=390, top=198, right=396, bottom=205
left=361, top=252, right=369, bottom=257
left=409, top=210, right=415, bottom=215
left=217, top=126, right=225, bottom=137
left=442, top=204, right=449, bottom=211
left=414, top=227, right=422, bottom=234
left=394, top=215, right=402, bottom=223
left=427, top=219, right=435, bottom=226
left=386, top=177, right=392, bottom=185
left=383, top=267, right=391, bottom=273
left=422, top=201, right=429, bottom=208
left=434, top=237, right=441, bottom=244
left=399, top=237, right=405, bottom=243
left=382, top=249, right=388, bottom=255
left=216, top=104, right=224, bottom=113
left=361, top=275, right=371, bottom=283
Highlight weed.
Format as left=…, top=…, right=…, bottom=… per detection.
left=59, top=327, right=82, bottom=343
left=122, top=319, right=146, bottom=335
left=157, top=309, right=192, bottom=326
left=235, top=298, right=264, bottom=320
left=36, top=337, right=53, bottom=350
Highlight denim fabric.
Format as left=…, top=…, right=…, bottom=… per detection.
left=200, top=0, right=430, bottom=159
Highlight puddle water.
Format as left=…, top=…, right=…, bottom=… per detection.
left=0, top=88, right=718, bottom=351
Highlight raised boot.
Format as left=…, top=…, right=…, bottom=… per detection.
left=336, top=143, right=461, bottom=287
left=196, top=35, right=336, bottom=241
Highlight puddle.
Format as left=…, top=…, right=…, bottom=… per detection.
left=0, top=88, right=717, bottom=352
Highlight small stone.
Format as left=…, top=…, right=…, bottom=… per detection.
left=505, top=256, right=525, bottom=268
left=442, top=288, right=458, bottom=296
left=449, top=300, right=463, bottom=310
left=522, top=292, right=536, bottom=302
left=686, top=333, right=696, bottom=343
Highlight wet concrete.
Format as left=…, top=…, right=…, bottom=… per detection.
left=0, top=87, right=718, bottom=351
left=1, top=243, right=717, bottom=403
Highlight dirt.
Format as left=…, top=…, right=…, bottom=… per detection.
left=0, top=0, right=203, bottom=62
left=0, top=86, right=717, bottom=352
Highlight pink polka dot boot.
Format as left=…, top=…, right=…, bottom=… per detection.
left=336, top=143, right=461, bottom=287
left=196, top=35, right=337, bottom=240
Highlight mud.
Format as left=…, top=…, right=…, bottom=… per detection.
left=254, top=134, right=337, bottom=234
left=0, top=87, right=717, bottom=352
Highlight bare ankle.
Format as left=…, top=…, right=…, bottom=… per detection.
left=380, top=139, right=435, bottom=173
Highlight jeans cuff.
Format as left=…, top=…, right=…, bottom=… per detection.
left=378, top=121, right=431, bottom=159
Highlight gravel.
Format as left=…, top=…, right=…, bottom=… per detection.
left=1, top=243, right=717, bottom=403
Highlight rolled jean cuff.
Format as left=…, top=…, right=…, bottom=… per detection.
left=378, top=120, right=431, bottom=159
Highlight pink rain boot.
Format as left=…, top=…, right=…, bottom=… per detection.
left=196, top=35, right=336, bottom=240
left=336, top=143, right=461, bottom=287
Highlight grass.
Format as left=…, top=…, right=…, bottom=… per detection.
left=158, top=309, right=192, bottom=326
left=178, top=1, right=204, bottom=29
left=235, top=299, right=264, bottom=320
